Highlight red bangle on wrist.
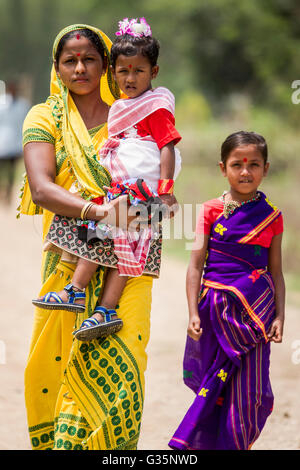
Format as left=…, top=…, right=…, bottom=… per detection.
left=157, top=179, right=174, bottom=195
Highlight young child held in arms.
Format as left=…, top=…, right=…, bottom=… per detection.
left=169, top=131, right=285, bottom=450
left=33, top=17, right=182, bottom=341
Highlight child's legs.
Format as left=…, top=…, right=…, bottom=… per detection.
left=100, top=268, right=128, bottom=310
left=72, top=258, right=99, bottom=290
left=73, top=263, right=128, bottom=316
left=90, top=269, right=128, bottom=321
left=38, top=257, right=98, bottom=303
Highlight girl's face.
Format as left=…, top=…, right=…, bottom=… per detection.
left=112, top=53, right=159, bottom=98
left=219, top=145, right=269, bottom=199
left=55, top=35, right=105, bottom=97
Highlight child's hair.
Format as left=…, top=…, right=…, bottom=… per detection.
left=221, top=131, right=268, bottom=166
left=110, top=34, right=160, bottom=69
left=55, top=28, right=106, bottom=64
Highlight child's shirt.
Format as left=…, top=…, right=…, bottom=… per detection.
left=196, top=197, right=283, bottom=248
left=124, top=108, right=181, bottom=149
left=100, top=87, right=182, bottom=192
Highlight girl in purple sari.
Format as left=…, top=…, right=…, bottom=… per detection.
left=169, top=131, right=285, bottom=450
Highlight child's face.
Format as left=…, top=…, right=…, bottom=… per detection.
left=112, top=53, right=159, bottom=98
left=219, top=145, right=269, bottom=197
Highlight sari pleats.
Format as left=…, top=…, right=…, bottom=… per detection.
left=25, top=258, right=153, bottom=450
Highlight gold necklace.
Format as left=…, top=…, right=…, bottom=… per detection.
left=222, top=192, right=261, bottom=219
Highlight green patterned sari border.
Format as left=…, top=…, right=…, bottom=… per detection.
left=28, top=421, right=54, bottom=433
left=23, top=127, right=55, bottom=146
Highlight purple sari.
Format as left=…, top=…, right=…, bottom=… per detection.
left=169, top=192, right=281, bottom=450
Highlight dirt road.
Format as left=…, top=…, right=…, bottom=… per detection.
left=0, top=200, right=299, bottom=450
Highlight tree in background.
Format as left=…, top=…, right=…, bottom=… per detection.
left=1, top=0, right=300, bottom=118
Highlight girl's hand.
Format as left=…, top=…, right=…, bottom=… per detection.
left=159, top=193, right=179, bottom=219
left=267, top=317, right=284, bottom=343
left=187, top=313, right=203, bottom=341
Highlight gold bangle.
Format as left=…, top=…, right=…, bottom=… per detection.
left=84, top=201, right=95, bottom=220
left=80, top=202, right=88, bottom=220
left=80, top=201, right=94, bottom=220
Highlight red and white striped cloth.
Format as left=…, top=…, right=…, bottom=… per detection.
left=104, top=86, right=175, bottom=140
left=98, top=87, right=179, bottom=277
left=99, top=86, right=178, bottom=185
left=113, top=228, right=152, bottom=277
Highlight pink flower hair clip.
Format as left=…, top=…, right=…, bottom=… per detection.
left=115, top=17, right=152, bottom=38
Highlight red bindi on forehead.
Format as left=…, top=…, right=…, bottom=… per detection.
left=76, top=34, right=81, bottom=40
left=128, top=64, right=132, bottom=68
left=243, top=158, right=248, bottom=162
left=76, top=53, right=80, bottom=56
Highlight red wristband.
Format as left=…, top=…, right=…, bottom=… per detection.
left=157, top=179, right=174, bottom=195
left=91, top=196, right=104, bottom=205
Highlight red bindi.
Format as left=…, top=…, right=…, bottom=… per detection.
left=243, top=158, right=248, bottom=162
left=77, top=53, right=80, bottom=56
left=128, top=64, right=132, bottom=69
left=76, top=34, right=81, bottom=40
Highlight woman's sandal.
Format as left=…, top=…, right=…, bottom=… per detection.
left=73, top=306, right=123, bottom=341
left=32, top=283, right=86, bottom=313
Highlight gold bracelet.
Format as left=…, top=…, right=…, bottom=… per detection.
left=84, top=201, right=95, bottom=220
left=80, top=202, right=89, bottom=220
left=80, top=201, right=95, bottom=220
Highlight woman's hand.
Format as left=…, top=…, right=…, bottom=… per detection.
left=187, top=312, right=203, bottom=341
left=267, top=316, right=284, bottom=343
left=95, top=195, right=142, bottom=231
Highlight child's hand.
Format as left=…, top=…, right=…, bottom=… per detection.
left=267, top=317, right=284, bottom=343
left=159, top=194, right=179, bottom=219
left=187, top=313, right=203, bottom=341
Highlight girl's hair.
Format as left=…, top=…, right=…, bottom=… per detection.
left=221, top=131, right=268, bottom=165
left=110, top=34, right=160, bottom=68
left=55, top=28, right=106, bottom=64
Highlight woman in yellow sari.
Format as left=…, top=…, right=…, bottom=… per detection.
left=19, top=24, right=153, bottom=450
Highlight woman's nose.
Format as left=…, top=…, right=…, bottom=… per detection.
left=75, top=60, right=86, bottom=73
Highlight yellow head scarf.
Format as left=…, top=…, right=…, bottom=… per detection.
left=19, top=24, right=120, bottom=217
left=52, top=24, right=122, bottom=199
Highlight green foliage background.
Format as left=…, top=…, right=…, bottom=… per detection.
left=1, top=0, right=299, bottom=284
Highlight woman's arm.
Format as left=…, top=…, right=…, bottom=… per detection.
left=267, top=233, right=285, bottom=343
left=186, top=233, right=209, bottom=341
left=24, top=142, right=133, bottom=226
left=24, top=142, right=88, bottom=217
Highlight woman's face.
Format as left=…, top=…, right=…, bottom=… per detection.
left=55, top=35, right=105, bottom=96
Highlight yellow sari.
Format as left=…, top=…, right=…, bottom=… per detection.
left=20, top=25, right=153, bottom=450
